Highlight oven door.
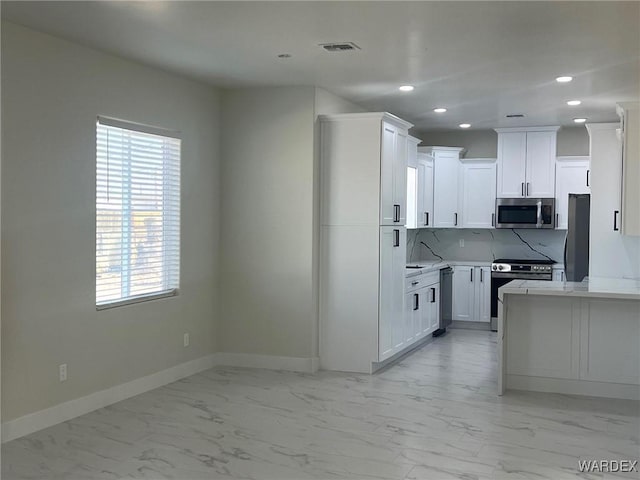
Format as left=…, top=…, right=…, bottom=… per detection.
left=495, top=198, right=555, bottom=229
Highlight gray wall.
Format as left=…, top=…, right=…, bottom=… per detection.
left=1, top=22, right=221, bottom=422
left=416, top=127, right=589, bottom=157
left=219, top=87, right=317, bottom=359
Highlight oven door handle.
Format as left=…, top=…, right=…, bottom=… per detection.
left=536, top=200, right=542, bottom=228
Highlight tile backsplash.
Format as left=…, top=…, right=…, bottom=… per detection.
left=407, top=228, right=566, bottom=265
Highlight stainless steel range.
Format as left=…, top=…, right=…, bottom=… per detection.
left=490, top=258, right=555, bottom=331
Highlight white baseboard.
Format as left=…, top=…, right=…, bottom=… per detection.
left=506, top=374, right=640, bottom=400
left=216, top=352, right=320, bottom=374
left=2, top=352, right=319, bottom=443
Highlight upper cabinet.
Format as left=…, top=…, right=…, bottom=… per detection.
left=416, top=153, right=434, bottom=228
left=405, top=136, right=422, bottom=229
left=460, top=159, right=497, bottom=229
left=420, top=146, right=465, bottom=228
left=617, top=102, right=640, bottom=236
left=320, top=113, right=412, bottom=227
left=555, top=156, right=590, bottom=230
left=495, top=127, right=560, bottom=198
left=380, top=122, right=409, bottom=225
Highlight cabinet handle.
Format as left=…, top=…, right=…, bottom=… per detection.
left=454, top=213, right=458, bottom=226
left=526, top=182, right=530, bottom=196
left=431, top=287, right=436, bottom=303
left=425, top=212, right=429, bottom=226
left=411, top=281, right=419, bottom=286
left=491, top=213, right=495, bottom=227
left=470, top=268, right=473, bottom=282
left=586, top=170, right=590, bottom=187
left=521, top=182, right=525, bottom=196
left=561, top=271, right=565, bottom=282
left=414, top=293, right=419, bottom=311
left=393, top=204, right=400, bottom=223
left=480, top=269, right=483, bottom=282
left=393, top=229, right=400, bottom=247
left=556, top=213, right=559, bottom=227
left=614, top=210, right=620, bottom=231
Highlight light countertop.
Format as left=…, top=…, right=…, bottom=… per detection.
left=499, top=277, right=640, bottom=301
left=405, top=260, right=491, bottom=277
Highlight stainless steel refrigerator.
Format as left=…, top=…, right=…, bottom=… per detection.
left=564, top=194, right=590, bottom=282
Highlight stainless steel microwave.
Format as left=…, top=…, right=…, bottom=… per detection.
left=495, top=198, right=555, bottom=229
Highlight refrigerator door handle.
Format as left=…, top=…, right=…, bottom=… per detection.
left=563, top=231, right=568, bottom=281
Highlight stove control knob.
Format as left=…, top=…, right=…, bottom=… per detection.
left=498, top=265, right=504, bottom=271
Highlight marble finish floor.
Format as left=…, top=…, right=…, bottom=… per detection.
left=3, top=329, right=639, bottom=480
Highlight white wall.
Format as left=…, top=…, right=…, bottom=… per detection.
left=416, top=127, right=589, bottom=157
left=1, top=23, right=221, bottom=422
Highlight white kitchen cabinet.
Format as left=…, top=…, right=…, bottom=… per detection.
left=460, top=159, right=497, bottom=228
left=452, top=265, right=490, bottom=322
left=496, top=132, right=527, bottom=198
left=416, top=153, right=434, bottom=228
left=380, top=226, right=407, bottom=360
left=555, top=157, right=590, bottom=230
left=406, top=272, right=440, bottom=339
left=420, top=146, right=464, bottom=228
left=495, top=127, right=559, bottom=198
left=452, top=266, right=475, bottom=321
left=427, top=283, right=440, bottom=333
left=319, top=112, right=414, bottom=373
left=381, top=122, right=409, bottom=226
left=552, top=267, right=565, bottom=282
left=476, top=267, right=491, bottom=322
left=617, top=102, right=640, bottom=236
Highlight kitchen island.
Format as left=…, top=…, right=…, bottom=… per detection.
left=498, top=278, right=640, bottom=399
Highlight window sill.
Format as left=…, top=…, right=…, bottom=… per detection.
left=96, top=289, right=178, bottom=311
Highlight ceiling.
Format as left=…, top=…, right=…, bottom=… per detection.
left=3, top=1, right=639, bottom=131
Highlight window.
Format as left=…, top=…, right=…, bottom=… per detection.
left=96, top=116, right=181, bottom=308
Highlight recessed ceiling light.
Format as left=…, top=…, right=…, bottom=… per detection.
left=277, top=53, right=292, bottom=58
left=567, top=100, right=581, bottom=106
left=399, top=85, right=414, bottom=92
left=556, top=76, right=573, bottom=83
left=433, top=108, right=447, bottom=113
left=459, top=123, right=471, bottom=129
left=573, top=118, right=587, bottom=123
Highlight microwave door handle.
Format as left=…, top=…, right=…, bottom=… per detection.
left=536, top=201, right=542, bottom=228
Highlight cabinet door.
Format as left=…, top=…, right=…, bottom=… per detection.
left=475, top=267, right=491, bottom=323
left=406, top=291, right=419, bottom=344
left=428, top=284, right=440, bottom=333
left=380, top=122, right=397, bottom=225
left=433, top=152, right=460, bottom=227
left=552, top=268, right=565, bottom=282
left=405, top=166, right=418, bottom=229
left=497, top=132, right=527, bottom=198
left=379, top=227, right=406, bottom=360
left=555, top=158, right=590, bottom=229
left=417, top=155, right=434, bottom=227
left=394, top=129, right=409, bottom=225
left=452, top=266, right=475, bottom=321
left=525, top=131, right=556, bottom=197
left=461, top=161, right=497, bottom=228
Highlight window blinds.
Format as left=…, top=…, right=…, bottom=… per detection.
left=96, top=117, right=181, bottom=307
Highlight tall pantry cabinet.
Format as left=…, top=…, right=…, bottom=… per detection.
left=319, top=113, right=413, bottom=373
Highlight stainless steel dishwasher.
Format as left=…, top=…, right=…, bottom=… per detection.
left=433, top=267, right=453, bottom=337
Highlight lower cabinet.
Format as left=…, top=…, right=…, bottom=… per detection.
left=406, top=273, right=440, bottom=342
left=452, top=265, right=490, bottom=322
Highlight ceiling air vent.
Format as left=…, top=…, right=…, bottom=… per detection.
left=319, top=42, right=361, bottom=52
left=506, top=114, right=525, bottom=118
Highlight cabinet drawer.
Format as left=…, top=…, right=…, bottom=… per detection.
left=406, top=271, right=439, bottom=292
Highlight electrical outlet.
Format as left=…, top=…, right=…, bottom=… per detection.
left=183, top=333, right=190, bottom=347
left=459, top=239, right=465, bottom=248
left=59, top=364, right=67, bottom=382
